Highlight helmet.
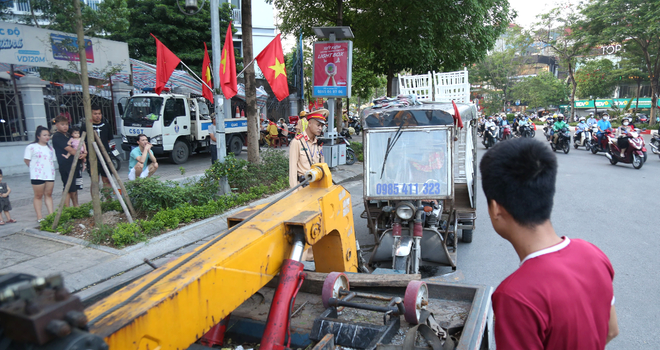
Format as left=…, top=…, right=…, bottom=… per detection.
left=589, top=112, right=594, bottom=116
left=622, top=116, right=630, bottom=122
left=557, top=114, right=564, bottom=120
left=579, top=117, right=586, bottom=121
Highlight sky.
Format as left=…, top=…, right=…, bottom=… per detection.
left=508, top=0, right=563, bottom=28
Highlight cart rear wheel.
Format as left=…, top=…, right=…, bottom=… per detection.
left=404, top=281, right=428, bottom=324
left=322, top=272, right=349, bottom=309
left=461, top=229, right=473, bottom=243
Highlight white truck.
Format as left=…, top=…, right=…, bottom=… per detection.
left=119, top=93, right=247, bottom=164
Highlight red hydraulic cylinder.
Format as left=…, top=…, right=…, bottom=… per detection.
left=260, top=259, right=305, bottom=350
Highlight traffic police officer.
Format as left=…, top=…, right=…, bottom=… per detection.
left=289, top=109, right=328, bottom=188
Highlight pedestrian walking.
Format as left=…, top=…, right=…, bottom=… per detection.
left=480, top=138, right=618, bottom=349
left=52, top=115, right=85, bottom=207
left=0, top=169, right=16, bottom=224
left=24, top=126, right=56, bottom=222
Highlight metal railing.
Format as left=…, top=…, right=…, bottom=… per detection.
left=232, top=8, right=241, bottom=24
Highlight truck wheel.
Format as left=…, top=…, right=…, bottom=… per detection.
left=462, top=229, right=473, bottom=243
left=170, top=141, right=189, bottom=164
left=228, top=136, right=243, bottom=156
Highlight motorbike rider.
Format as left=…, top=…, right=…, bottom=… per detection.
left=485, top=116, right=497, bottom=140
left=552, top=114, right=569, bottom=145
left=616, top=116, right=634, bottom=157
left=597, top=113, right=613, bottom=150
left=587, top=112, right=598, bottom=127
left=575, top=117, right=588, bottom=144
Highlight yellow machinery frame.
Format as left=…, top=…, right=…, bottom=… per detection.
left=85, top=164, right=358, bottom=350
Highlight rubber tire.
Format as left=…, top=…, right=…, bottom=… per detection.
left=643, top=151, right=647, bottom=164
left=632, top=154, right=643, bottom=169
left=609, top=152, right=618, bottom=165
left=462, top=229, right=473, bottom=243
left=346, top=148, right=356, bottom=165
left=393, top=255, right=409, bottom=273
left=591, top=146, right=599, bottom=154
left=563, top=142, right=570, bottom=154
left=228, top=136, right=243, bottom=156
left=574, top=142, right=579, bottom=149
left=404, top=281, right=428, bottom=325
left=551, top=143, right=556, bottom=152
left=170, top=140, right=189, bottom=164
left=322, top=272, right=349, bottom=309
left=111, top=155, right=121, bottom=172
left=531, top=129, right=536, bottom=138
left=585, top=142, right=591, bottom=152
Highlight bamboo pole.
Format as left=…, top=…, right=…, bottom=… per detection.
left=93, top=133, right=136, bottom=217
left=52, top=131, right=86, bottom=230
left=93, top=142, right=133, bottom=224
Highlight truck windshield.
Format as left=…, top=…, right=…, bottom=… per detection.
left=122, top=97, right=163, bottom=126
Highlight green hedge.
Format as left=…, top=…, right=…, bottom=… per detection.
left=350, top=141, right=364, bottom=162
left=39, top=150, right=290, bottom=248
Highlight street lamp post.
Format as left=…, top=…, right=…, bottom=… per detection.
left=178, top=0, right=230, bottom=194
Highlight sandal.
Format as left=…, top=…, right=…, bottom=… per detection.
left=6, top=219, right=16, bottom=223
left=0, top=221, right=4, bottom=225
left=37, top=218, right=44, bottom=223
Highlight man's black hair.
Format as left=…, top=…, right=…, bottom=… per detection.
left=0, top=169, right=3, bottom=176
left=479, top=138, right=557, bottom=227
left=91, top=105, right=101, bottom=111
left=137, top=134, right=148, bottom=142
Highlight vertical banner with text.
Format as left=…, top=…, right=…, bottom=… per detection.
left=312, top=41, right=353, bottom=98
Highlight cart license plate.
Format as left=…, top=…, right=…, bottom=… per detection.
left=111, top=150, right=120, bottom=156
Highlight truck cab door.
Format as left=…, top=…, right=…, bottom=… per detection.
left=162, top=98, right=190, bottom=151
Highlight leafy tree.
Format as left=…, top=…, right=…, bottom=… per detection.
left=579, top=0, right=660, bottom=125
left=272, top=0, right=513, bottom=96
left=26, top=0, right=129, bottom=36
left=575, top=59, right=617, bottom=116
left=533, top=2, right=591, bottom=121
left=616, top=51, right=650, bottom=115
left=512, top=71, right=568, bottom=111
left=471, top=26, right=534, bottom=113
left=111, top=0, right=235, bottom=74
left=480, top=91, right=505, bottom=116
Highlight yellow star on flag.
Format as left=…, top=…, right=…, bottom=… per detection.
left=205, top=66, right=212, bottom=82
left=269, top=57, right=287, bottom=79
left=221, top=48, right=227, bottom=74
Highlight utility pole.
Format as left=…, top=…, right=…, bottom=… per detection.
left=210, top=0, right=230, bottom=194
left=73, top=0, right=102, bottom=225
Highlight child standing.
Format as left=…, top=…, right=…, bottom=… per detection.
left=0, top=169, right=16, bottom=225
left=63, top=126, right=87, bottom=171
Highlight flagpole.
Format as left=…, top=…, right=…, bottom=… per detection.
left=179, top=61, right=215, bottom=93
left=236, top=57, right=257, bottom=78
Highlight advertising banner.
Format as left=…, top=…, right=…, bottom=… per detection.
left=574, top=98, right=659, bottom=109
left=312, top=41, right=352, bottom=98
left=0, top=22, right=130, bottom=75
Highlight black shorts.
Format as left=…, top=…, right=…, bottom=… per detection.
left=31, top=179, right=54, bottom=185
left=86, top=160, right=110, bottom=178
left=60, top=166, right=83, bottom=193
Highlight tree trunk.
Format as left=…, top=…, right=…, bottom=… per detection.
left=242, top=0, right=260, bottom=163
left=650, top=80, right=658, bottom=126
left=568, top=61, right=577, bottom=121
left=335, top=99, right=342, bottom=133
left=336, top=0, right=343, bottom=25
left=594, top=98, right=598, bottom=117
left=73, top=0, right=102, bottom=225
left=386, top=68, right=394, bottom=97
left=635, top=81, right=641, bottom=114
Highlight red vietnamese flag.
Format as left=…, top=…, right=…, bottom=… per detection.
left=201, top=42, right=213, bottom=103
left=452, top=100, right=464, bottom=128
left=220, top=23, right=237, bottom=99
left=255, top=34, right=289, bottom=101
left=150, top=34, right=181, bottom=95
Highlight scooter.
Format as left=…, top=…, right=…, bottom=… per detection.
left=573, top=127, right=592, bottom=151
left=550, top=127, right=571, bottom=154
left=605, top=130, right=645, bottom=169
left=108, top=141, right=121, bottom=171
left=501, top=124, right=513, bottom=140
left=650, top=131, right=660, bottom=159
left=519, top=123, right=534, bottom=138
left=483, top=125, right=498, bottom=149
left=590, top=129, right=615, bottom=154
left=336, top=135, right=357, bottom=165
left=348, top=116, right=362, bottom=135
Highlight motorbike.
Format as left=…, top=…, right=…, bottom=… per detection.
left=543, top=123, right=554, bottom=141
left=108, top=141, right=121, bottom=171
left=518, top=123, right=534, bottom=138
left=650, top=131, right=660, bottom=159
left=591, top=128, right=615, bottom=154
left=550, top=127, right=571, bottom=154
left=336, top=135, right=357, bottom=165
left=501, top=124, right=513, bottom=140
left=605, top=129, right=645, bottom=169
left=573, top=127, right=592, bottom=151
left=636, top=114, right=649, bottom=124
left=348, top=116, right=362, bottom=135
left=483, top=125, right=498, bottom=149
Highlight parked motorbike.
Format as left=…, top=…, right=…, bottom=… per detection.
left=336, top=135, right=357, bottom=165
left=108, top=141, right=121, bottom=171
left=550, top=127, right=571, bottom=154
left=348, top=116, right=362, bottom=135
left=573, top=127, right=592, bottom=151
left=483, top=125, right=498, bottom=149
left=605, top=129, right=645, bottom=169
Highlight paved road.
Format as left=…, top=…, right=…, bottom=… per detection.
left=347, top=133, right=659, bottom=349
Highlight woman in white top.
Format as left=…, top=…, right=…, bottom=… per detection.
left=24, top=126, right=56, bottom=222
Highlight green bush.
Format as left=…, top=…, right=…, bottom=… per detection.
left=350, top=141, right=364, bottom=162
left=111, top=223, right=146, bottom=248
left=90, top=224, right=114, bottom=245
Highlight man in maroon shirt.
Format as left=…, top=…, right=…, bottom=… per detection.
left=479, top=138, right=618, bottom=349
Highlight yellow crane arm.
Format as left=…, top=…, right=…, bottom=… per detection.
left=85, top=164, right=358, bottom=350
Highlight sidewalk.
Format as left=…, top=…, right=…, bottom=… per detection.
left=0, top=148, right=363, bottom=302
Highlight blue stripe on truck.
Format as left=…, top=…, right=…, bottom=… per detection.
left=225, top=120, right=248, bottom=128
